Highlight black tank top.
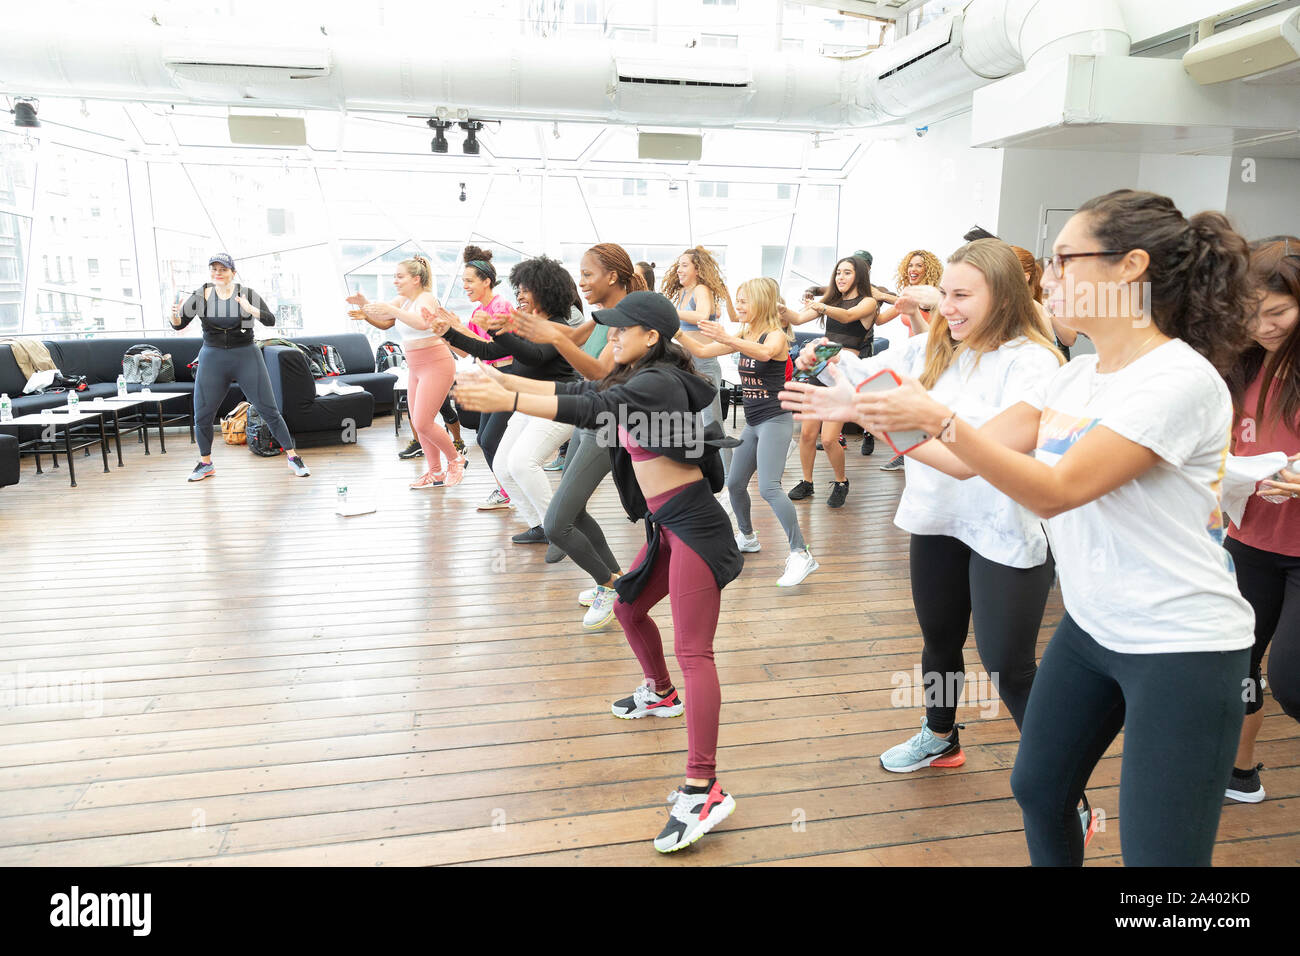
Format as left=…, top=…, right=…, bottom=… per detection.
left=736, top=332, right=793, bottom=427
left=824, top=294, right=873, bottom=352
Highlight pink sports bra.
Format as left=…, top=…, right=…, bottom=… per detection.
left=618, top=425, right=658, bottom=462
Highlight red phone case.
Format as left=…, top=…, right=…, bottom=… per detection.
left=855, top=369, right=931, bottom=456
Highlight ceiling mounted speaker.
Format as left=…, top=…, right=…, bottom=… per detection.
left=638, top=132, right=703, bottom=161
left=227, top=115, right=308, bottom=146
left=1184, top=8, right=1300, bottom=84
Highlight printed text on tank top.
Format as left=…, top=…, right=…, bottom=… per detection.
left=736, top=332, right=792, bottom=427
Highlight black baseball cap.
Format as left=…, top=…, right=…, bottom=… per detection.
left=592, top=291, right=680, bottom=339
left=209, top=253, right=236, bottom=270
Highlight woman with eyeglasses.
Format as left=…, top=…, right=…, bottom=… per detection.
left=1223, top=236, right=1300, bottom=805
left=782, top=190, right=1256, bottom=866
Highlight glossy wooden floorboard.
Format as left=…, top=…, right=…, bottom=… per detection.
left=0, top=421, right=1295, bottom=867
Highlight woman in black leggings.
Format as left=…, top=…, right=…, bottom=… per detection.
left=791, top=191, right=1257, bottom=865
left=1224, top=236, right=1300, bottom=803
left=171, top=253, right=308, bottom=480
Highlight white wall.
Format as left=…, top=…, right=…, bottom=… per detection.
left=840, top=111, right=1004, bottom=289
left=1225, top=154, right=1300, bottom=241
left=996, top=148, right=1140, bottom=253
left=1135, top=153, right=1232, bottom=217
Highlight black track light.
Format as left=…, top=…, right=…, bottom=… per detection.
left=12, top=98, right=39, bottom=129
left=459, top=120, right=483, bottom=155
left=427, top=118, right=452, bottom=154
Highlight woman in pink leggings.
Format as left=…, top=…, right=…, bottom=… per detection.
left=455, top=290, right=743, bottom=853
left=347, top=256, right=464, bottom=487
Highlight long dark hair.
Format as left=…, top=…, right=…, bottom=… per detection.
left=823, top=256, right=871, bottom=307
left=1075, top=190, right=1253, bottom=373
left=598, top=325, right=705, bottom=390
left=636, top=261, right=656, bottom=292
left=1227, top=237, right=1300, bottom=432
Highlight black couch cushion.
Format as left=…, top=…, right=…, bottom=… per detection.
left=264, top=346, right=374, bottom=440
left=337, top=372, right=396, bottom=407
left=0, top=433, right=18, bottom=487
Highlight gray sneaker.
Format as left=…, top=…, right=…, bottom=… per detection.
left=188, top=461, right=214, bottom=482
left=287, top=455, right=311, bottom=477
left=880, top=454, right=905, bottom=472
left=879, top=718, right=965, bottom=773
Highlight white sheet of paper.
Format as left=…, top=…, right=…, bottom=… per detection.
left=1221, top=452, right=1290, bottom=527
left=335, top=498, right=377, bottom=517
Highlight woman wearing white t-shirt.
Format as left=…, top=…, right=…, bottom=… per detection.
left=796, top=241, right=1064, bottom=773
left=785, top=190, right=1256, bottom=866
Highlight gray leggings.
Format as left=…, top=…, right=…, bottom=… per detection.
left=193, top=344, right=295, bottom=456
left=542, top=426, right=621, bottom=585
left=725, top=413, right=804, bottom=552
left=692, top=355, right=732, bottom=474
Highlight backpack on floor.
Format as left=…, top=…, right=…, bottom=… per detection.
left=221, top=401, right=251, bottom=446
left=376, top=341, right=406, bottom=371
left=245, top=406, right=283, bottom=457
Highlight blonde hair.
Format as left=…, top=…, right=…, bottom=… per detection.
left=662, top=246, right=737, bottom=320
left=896, top=250, right=944, bottom=290
left=400, top=255, right=433, bottom=292
left=919, top=240, right=1063, bottom=389
left=736, top=278, right=793, bottom=346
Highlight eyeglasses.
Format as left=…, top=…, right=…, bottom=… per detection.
left=1040, top=251, right=1125, bottom=279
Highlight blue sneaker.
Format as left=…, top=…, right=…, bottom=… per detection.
left=287, top=455, right=311, bottom=477
left=188, top=461, right=214, bottom=482
left=879, top=718, right=965, bottom=773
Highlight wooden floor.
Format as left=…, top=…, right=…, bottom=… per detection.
left=0, top=417, right=1296, bottom=867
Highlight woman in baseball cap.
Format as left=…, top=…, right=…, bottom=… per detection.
left=455, top=289, right=743, bottom=854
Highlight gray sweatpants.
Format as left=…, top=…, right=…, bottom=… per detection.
left=726, top=412, right=805, bottom=552
left=193, top=343, right=295, bottom=456
left=542, top=426, right=621, bottom=585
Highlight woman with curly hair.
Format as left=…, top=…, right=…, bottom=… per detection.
left=1223, top=235, right=1300, bottom=805
left=433, top=256, right=579, bottom=542
left=874, top=249, right=944, bottom=469
left=663, top=247, right=737, bottom=471
left=786, top=190, right=1257, bottom=865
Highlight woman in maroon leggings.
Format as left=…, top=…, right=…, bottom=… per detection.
left=454, top=291, right=742, bottom=853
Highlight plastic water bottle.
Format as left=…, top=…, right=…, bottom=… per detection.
left=117, top=374, right=127, bottom=398
left=336, top=480, right=348, bottom=507
left=68, top=389, right=79, bottom=412
left=0, top=393, right=11, bottom=422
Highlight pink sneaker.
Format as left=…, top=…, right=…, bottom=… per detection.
left=410, top=471, right=445, bottom=490
left=442, top=457, right=467, bottom=488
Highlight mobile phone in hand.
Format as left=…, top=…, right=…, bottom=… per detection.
left=856, top=369, right=930, bottom=455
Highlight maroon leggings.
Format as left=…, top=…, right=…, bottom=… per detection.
left=614, top=486, right=723, bottom=779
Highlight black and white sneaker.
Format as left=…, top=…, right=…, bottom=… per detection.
left=861, top=433, right=875, bottom=456
left=612, top=680, right=684, bottom=719
left=654, top=780, right=736, bottom=853
left=1225, top=763, right=1266, bottom=803
left=398, top=438, right=424, bottom=460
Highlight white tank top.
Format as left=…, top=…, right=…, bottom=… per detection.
left=393, top=297, right=441, bottom=345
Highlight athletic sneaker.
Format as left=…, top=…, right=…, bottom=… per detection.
left=777, top=548, right=819, bottom=587
left=611, top=680, right=685, bottom=719
left=827, top=480, right=849, bottom=509
left=542, top=454, right=565, bottom=472
left=188, top=461, right=214, bottom=482
left=735, top=531, right=761, bottom=553
left=881, top=454, right=905, bottom=471
left=511, top=525, right=547, bottom=544
left=583, top=586, right=618, bottom=629
left=861, top=434, right=875, bottom=456
left=452, top=438, right=467, bottom=456
left=578, top=587, right=598, bottom=607
left=1225, top=763, right=1266, bottom=803
left=654, top=780, right=736, bottom=853
left=1080, top=792, right=1099, bottom=848
left=879, top=718, right=966, bottom=773
left=409, top=471, right=445, bottom=489
left=788, top=480, right=815, bottom=501
left=442, top=457, right=466, bottom=488
left=398, top=438, right=424, bottom=460
left=478, top=488, right=512, bottom=510
left=287, top=456, right=311, bottom=478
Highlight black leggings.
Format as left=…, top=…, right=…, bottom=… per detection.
left=476, top=410, right=511, bottom=471
left=1011, top=613, right=1248, bottom=865
left=909, top=534, right=1055, bottom=734
left=439, top=395, right=458, bottom=427
left=1224, top=536, right=1300, bottom=720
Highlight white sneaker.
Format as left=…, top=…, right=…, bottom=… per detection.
left=777, top=548, right=819, bottom=587
left=477, top=488, right=513, bottom=511
left=583, top=586, right=619, bottom=629
left=735, top=531, right=761, bottom=553
left=578, top=587, right=598, bottom=607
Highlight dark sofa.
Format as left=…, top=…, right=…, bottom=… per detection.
left=263, top=346, right=374, bottom=448
left=0, top=434, right=17, bottom=488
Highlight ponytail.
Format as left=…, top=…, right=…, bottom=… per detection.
left=1076, top=190, right=1253, bottom=373
left=400, top=255, right=433, bottom=292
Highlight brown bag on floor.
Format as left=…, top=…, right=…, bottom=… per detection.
left=221, top=401, right=251, bottom=445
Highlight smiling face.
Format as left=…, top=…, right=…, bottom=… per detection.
left=937, top=262, right=992, bottom=342
left=1251, top=289, right=1299, bottom=353
left=734, top=288, right=749, bottom=324
left=1041, top=212, right=1137, bottom=329
left=516, top=287, right=536, bottom=313
left=834, top=260, right=858, bottom=296
left=677, top=254, right=698, bottom=288
left=580, top=252, right=618, bottom=307
left=209, top=263, right=235, bottom=287
left=608, top=323, right=658, bottom=365
left=906, top=255, right=926, bottom=285
left=393, top=266, right=420, bottom=298
left=462, top=266, right=492, bottom=303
